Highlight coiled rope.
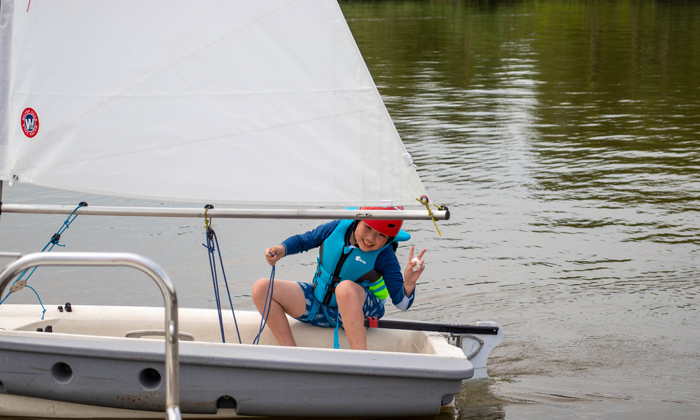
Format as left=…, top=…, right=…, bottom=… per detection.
left=0, top=202, right=87, bottom=319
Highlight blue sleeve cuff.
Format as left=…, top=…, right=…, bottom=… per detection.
left=394, top=289, right=415, bottom=311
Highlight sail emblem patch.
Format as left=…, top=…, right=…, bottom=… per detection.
left=21, top=108, right=39, bottom=138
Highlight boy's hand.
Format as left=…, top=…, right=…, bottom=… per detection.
left=403, top=246, right=426, bottom=296
left=265, top=245, right=286, bottom=266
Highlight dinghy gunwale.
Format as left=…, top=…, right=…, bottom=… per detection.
left=0, top=304, right=474, bottom=381
left=0, top=303, right=470, bottom=417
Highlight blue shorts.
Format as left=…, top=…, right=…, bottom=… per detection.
left=293, top=281, right=385, bottom=328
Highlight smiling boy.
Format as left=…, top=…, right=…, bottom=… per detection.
left=252, top=207, right=426, bottom=350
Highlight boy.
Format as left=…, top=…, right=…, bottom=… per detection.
left=252, top=207, right=426, bottom=350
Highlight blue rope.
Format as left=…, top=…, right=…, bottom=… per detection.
left=204, top=230, right=225, bottom=343
left=25, top=286, right=46, bottom=320
left=203, top=227, right=241, bottom=344
left=0, top=202, right=86, bottom=319
left=213, top=232, right=241, bottom=344
left=253, top=265, right=275, bottom=345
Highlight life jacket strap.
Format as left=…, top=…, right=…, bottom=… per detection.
left=333, top=311, right=340, bottom=349
left=306, top=297, right=321, bottom=322
left=323, top=247, right=354, bottom=305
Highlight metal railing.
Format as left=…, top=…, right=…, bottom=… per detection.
left=0, top=252, right=182, bottom=420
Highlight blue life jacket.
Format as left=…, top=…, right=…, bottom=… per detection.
left=307, top=219, right=410, bottom=326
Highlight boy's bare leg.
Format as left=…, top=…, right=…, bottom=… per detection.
left=252, top=278, right=306, bottom=346
left=335, top=281, right=368, bottom=350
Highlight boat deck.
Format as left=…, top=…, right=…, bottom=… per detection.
left=0, top=304, right=472, bottom=418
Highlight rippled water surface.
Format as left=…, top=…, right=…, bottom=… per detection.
left=1, top=1, right=699, bottom=419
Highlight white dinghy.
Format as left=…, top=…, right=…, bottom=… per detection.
left=0, top=254, right=502, bottom=418
left=0, top=0, right=503, bottom=418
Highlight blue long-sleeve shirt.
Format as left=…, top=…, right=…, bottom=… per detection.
left=281, top=220, right=414, bottom=311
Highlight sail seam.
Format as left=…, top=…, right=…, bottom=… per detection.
left=5, top=88, right=377, bottom=98
left=12, top=104, right=381, bottom=171
left=4, top=180, right=416, bottom=208
left=12, top=0, right=301, bottom=161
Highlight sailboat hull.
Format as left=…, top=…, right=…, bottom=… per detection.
left=0, top=305, right=490, bottom=418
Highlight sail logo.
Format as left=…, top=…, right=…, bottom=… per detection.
left=21, top=108, right=39, bottom=138
left=355, top=256, right=366, bottom=264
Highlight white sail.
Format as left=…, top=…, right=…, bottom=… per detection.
left=0, top=0, right=426, bottom=207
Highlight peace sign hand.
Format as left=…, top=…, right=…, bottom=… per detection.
left=403, top=246, right=426, bottom=297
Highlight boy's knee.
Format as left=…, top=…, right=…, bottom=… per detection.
left=335, top=281, right=363, bottom=303
left=252, top=278, right=270, bottom=299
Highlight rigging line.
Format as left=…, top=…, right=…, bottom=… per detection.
left=0, top=202, right=86, bottom=315
left=25, top=286, right=46, bottom=320
left=204, top=204, right=225, bottom=343
left=416, top=196, right=442, bottom=236
left=253, top=265, right=275, bottom=345
left=0, top=290, right=13, bottom=305
left=203, top=205, right=241, bottom=344
left=12, top=102, right=381, bottom=171
left=213, top=230, right=241, bottom=344
left=15, top=202, right=87, bottom=282
left=16, top=0, right=300, bottom=156
left=205, top=229, right=226, bottom=344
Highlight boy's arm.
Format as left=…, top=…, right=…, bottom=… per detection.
left=280, top=220, right=340, bottom=256
left=377, top=246, right=427, bottom=311
left=376, top=248, right=415, bottom=311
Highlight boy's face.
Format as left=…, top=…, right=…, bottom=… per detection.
left=354, top=221, right=390, bottom=252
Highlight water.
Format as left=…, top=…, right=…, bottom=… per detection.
left=1, top=0, right=699, bottom=419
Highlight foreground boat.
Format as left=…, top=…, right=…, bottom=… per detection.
left=0, top=254, right=502, bottom=418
